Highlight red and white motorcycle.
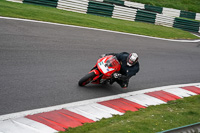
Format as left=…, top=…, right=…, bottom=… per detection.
left=78, top=55, right=121, bottom=86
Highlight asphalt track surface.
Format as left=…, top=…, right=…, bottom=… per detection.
left=0, top=18, right=200, bottom=115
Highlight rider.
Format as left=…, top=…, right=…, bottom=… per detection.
left=101, top=52, right=139, bottom=89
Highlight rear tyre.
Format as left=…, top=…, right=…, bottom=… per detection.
left=78, top=72, right=96, bottom=86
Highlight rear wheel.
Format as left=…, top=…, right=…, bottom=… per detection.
left=78, top=72, right=96, bottom=86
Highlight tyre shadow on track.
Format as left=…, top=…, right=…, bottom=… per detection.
left=77, top=84, right=129, bottom=94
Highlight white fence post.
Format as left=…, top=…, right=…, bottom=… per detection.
left=155, top=14, right=175, bottom=27
left=7, top=0, right=23, bottom=3
left=57, top=0, right=89, bottom=14
left=195, top=13, right=200, bottom=21
left=112, top=5, right=137, bottom=21
left=124, top=1, right=145, bottom=9
left=162, top=7, right=181, bottom=17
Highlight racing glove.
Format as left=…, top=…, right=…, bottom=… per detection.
left=113, top=73, right=122, bottom=79
left=113, top=73, right=129, bottom=81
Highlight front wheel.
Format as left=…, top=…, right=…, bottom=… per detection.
left=78, top=72, right=96, bottom=86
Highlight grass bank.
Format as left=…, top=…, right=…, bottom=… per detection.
left=60, top=95, right=200, bottom=133
left=129, top=0, right=200, bottom=13
left=0, top=0, right=199, bottom=40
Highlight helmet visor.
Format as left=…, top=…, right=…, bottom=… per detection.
left=127, top=53, right=138, bottom=66
left=128, top=58, right=134, bottom=64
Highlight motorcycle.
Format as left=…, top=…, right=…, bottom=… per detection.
left=78, top=55, right=121, bottom=86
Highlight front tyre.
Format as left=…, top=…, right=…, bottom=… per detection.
left=78, top=72, right=96, bottom=86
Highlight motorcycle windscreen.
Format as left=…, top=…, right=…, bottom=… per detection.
left=105, top=56, right=120, bottom=67
left=98, top=56, right=120, bottom=74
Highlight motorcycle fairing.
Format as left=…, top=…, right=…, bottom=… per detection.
left=88, top=55, right=121, bottom=85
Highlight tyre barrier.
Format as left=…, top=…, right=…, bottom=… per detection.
left=7, top=0, right=200, bottom=33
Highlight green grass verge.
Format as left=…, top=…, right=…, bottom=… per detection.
left=128, top=0, right=200, bottom=13
left=60, top=95, right=200, bottom=133
left=0, top=0, right=199, bottom=40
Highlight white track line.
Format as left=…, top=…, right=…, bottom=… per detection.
left=192, top=33, right=200, bottom=38
left=0, top=82, right=200, bottom=121
left=1, top=16, right=200, bottom=43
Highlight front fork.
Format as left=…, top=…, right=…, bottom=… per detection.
left=90, top=69, right=111, bottom=84
left=89, top=68, right=103, bottom=84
